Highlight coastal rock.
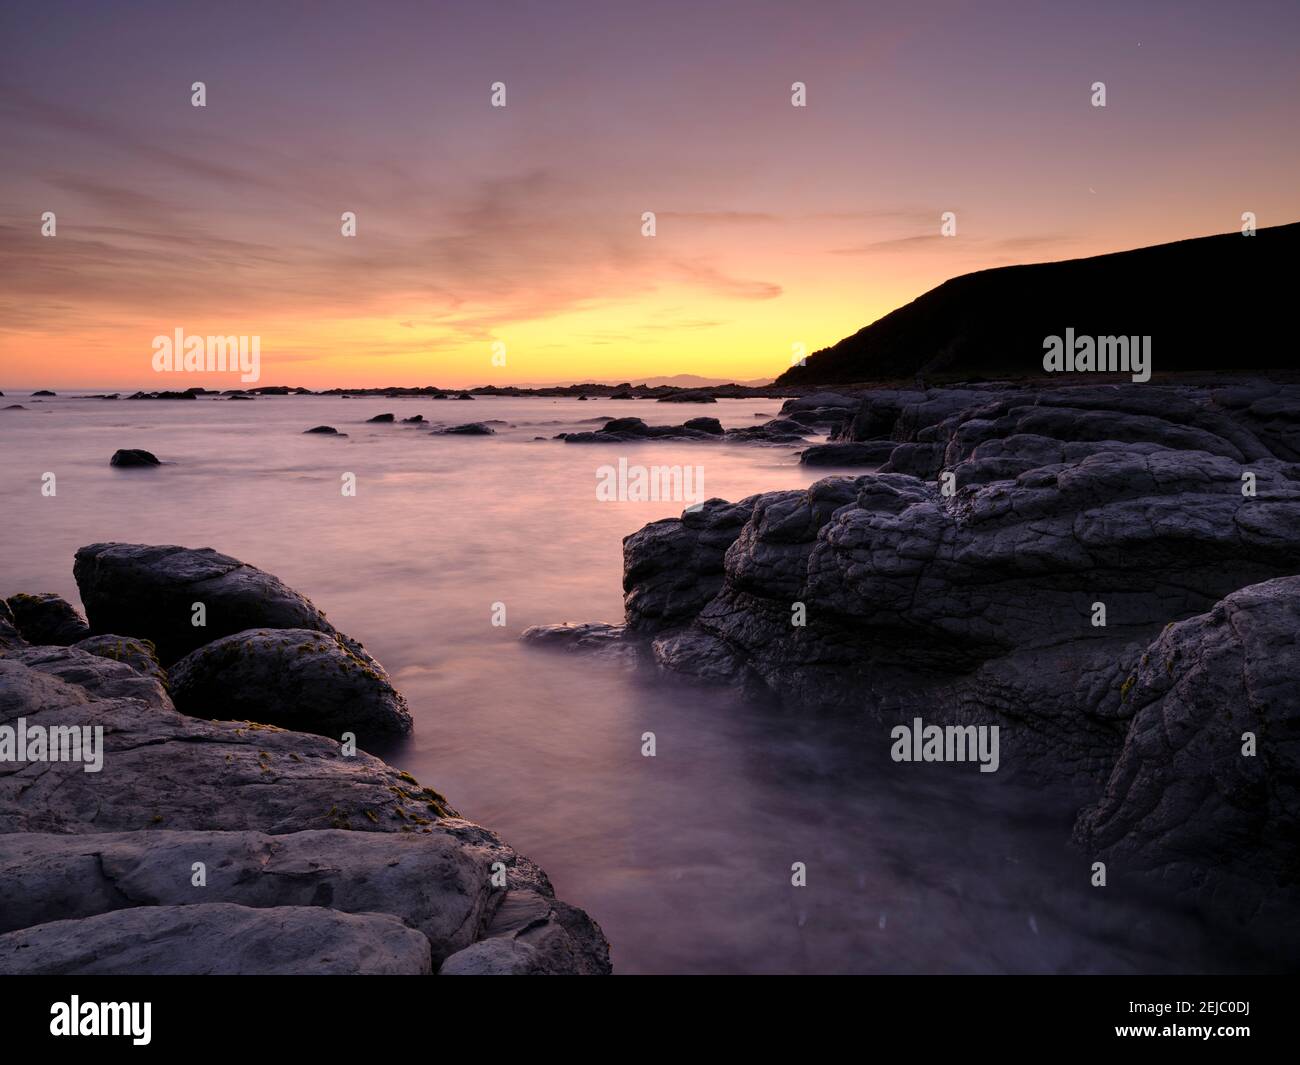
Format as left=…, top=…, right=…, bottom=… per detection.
left=4, top=593, right=90, bottom=645
left=0, top=904, right=433, bottom=975
left=436, top=422, right=495, bottom=435
left=72, top=542, right=350, bottom=664
left=519, top=622, right=641, bottom=666
left=168, top=627, right=413, bottom=740
left=0, top=649, right=611, bottom=974
left=1073, top=576, right=1300, bottom=956
left=72, top=634, right=167, bottom=685
left=303, top=425, right=344, bottom=434
left=562, top=416, right=722, bottom=443
left=0, top=602, right=23, bottom=650
left=656, top=390, right=716, bottom=403
left=109, top=448, right=161, bottom=467
left=401, top=414, right=425, bottom=423
left=0, top=829, right=495, bottom=963
left=32, top=390, right=56, bottom=397
left=366, top=413, right=395, bottom=423
left=800, top=441, right=897, bottom=466
left=623, top=496, right=757, bottom=632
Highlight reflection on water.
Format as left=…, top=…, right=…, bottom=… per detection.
left=0, top=393, right=1272, bottom=972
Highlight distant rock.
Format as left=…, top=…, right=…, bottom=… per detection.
left=366, top=413, right=395, bottom=423
left=4, top=593, right=90, bottom=645
left=32, top=390, right=56, bottom=397
left=562, top=416, right=722, bottom=443
left=454, top=392, right=476, bottom=401
left=401, top=414, right=425, bottom=423
left=169, top=627, right=413, bottom=741
left=3, top=405, right=25, bottom=411
left=110, top=449, right=161, bottom=467
left=303, top=425, right=344, bottom=435
left=610, top=390, right=635, bottom=400
left=229, top=395, right=255, bottom=401
left=656, top=390, right=717, bottom=403
left=436, top=422, right=495, bottom=435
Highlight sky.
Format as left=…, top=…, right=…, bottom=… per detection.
left=1, top=0, right=1298, bottom=390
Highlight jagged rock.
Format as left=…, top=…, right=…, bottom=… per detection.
left=73, top=542, right=349, bottom=664
left=0, top=601, right=23, bottom=650
left=4, top=593, right=89, bottom=645
left=623, top=497, right=757, bottom=632
left=109, top=448, right=160, bottom=467
left=0, top=904, right=433, bottom=975
left=168, top=627, right=413, bottom=740
left=1074, top=577, right=1300, bottom=957
left=800, top=441, right=897, bottom=466
left=722, top=419, right=809, bottom=444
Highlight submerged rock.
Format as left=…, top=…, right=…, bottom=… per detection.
left=169, top=627, right=413, bottom=740
left=436, top=422, right=495, bottom=435
left=304, top=425, right=344, bottom=435
left=366, top=412, right=395, bottom=423
left=110, top=448, right=161, bottom=467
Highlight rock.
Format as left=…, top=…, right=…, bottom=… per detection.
left=366, top=413, right=395, bottom=422
left=800, top=441, right=897, bottom=466
left=520, top=622, right=641, bottom=667
left=0, top=829, right=494, bottom=963
left=401, top=415, right=425, bottom=423
left=610, top=390, right=635, bottom=400
left=656, top=390, right=716, bottom=403
left=436, top=422, right=495, bottom=435
left=623, top=497, right=758, bottom=633
left=3, top=405, right=25, bottom=411
left=72, top=634, right=166, bottom=685
left=4, top=593, right=90, bottom=645
left=0, top=904, right=433, bottom=975
left=109, top=449, right=161, bottom=467
left=563, top=417, right=723, bottom=443
left=229, top=394, right=255, bottom=400
left=0, top=601, right=23, bottom=650
left=168, top=627, right=413, bottom=740
left=32, top=390, right=56, bottom=397
left=722, top=418, right=809, bottom=444
left=303, top=425, right=344, bottom=434
left=73, top=542, right=350, bottom=664
left=454, top=392, right=475, bottom=400
left=1073, top=576, right=1300, bottom=957
left=0, top=648, right=611, bottom=974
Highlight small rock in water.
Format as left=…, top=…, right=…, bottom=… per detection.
left=303, top=425, right=344, bottom=435
left=366, top=412, right=395, bottom=423
left=436, top=422, right=495, bottom=435
left=109, top=449, right=160, bottom=467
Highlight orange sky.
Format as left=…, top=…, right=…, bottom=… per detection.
left=2, top=0, right=1298, bottom=389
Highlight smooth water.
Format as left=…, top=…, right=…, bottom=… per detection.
left=0, top=392, right=1269, bottom=973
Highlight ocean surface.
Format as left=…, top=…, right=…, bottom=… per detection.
left=0, top=391, right=1273, bottom=973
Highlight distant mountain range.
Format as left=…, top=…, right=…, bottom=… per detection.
left=777, top=222, right=1298, bottom=386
